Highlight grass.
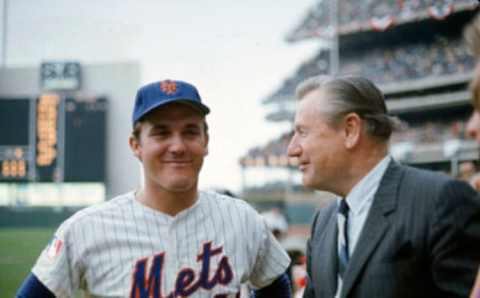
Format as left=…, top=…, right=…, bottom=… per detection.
left=0, top=227, right=55, bottom=297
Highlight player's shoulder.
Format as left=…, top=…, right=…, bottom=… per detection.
left=61, top=191, right=134, bottom=228
left=200, top=190, right=259, bottom=215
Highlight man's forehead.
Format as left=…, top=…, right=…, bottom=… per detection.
left=296, top=95, right=329, bottom=118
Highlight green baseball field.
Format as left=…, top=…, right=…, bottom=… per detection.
left=0, top=228, right=54, bottom=297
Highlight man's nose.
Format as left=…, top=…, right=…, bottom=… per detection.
left=287, top=137, right=301, bottom=157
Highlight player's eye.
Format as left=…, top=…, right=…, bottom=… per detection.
left=183, top=125, right=201, bottom=136
left=184, top=129, right=201, bottom=137
left=150, top=129, right=170, bottom=137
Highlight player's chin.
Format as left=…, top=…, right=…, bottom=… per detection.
left=165, top=177, right=198, bottom=192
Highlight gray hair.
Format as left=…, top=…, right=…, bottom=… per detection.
left=296, top=75, right=395, bottom=141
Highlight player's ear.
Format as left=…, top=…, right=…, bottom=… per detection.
left=129, top=135, right=142, bottom=161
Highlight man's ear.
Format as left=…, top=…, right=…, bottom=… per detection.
left=343, top=112, right=362, bottom=149
left=129, top=136, right=142, bottom=161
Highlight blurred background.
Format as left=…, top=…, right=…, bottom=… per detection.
left=1, top=0, right=479, bottom=296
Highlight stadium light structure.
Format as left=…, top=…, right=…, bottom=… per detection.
left=329, top=0, right=339, bottom=76
left=443, top=139, right=462, bottom=177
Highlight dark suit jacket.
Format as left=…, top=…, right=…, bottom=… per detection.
left=303, top=161, right=480, bottom=298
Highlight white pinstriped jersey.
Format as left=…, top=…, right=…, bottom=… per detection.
left=32, top=191, right=290, bottom=298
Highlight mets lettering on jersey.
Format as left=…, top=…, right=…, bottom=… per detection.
left=130, top=242, right=236, bottom=298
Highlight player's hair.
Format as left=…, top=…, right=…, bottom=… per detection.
left=132, top=119, right=209, bottom=140
left=465, top=15, right=480, bottom=110
left=296, top=75, right=395, bottom=142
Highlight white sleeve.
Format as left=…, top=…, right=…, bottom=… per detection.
left=31, top=218, right=82, bottom=298
left=248, top=210, right=291, bottom=288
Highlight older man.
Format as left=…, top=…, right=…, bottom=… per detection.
left=287, top=75, right=480, bottom=298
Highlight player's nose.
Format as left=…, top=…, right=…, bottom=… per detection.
left=168, top=135, right=187, bottom=154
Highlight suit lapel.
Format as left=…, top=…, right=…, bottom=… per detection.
left=341, top=161, right=402, bottom=297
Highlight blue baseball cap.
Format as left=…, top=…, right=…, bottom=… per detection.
left=132, top=79, right=210, bottom=126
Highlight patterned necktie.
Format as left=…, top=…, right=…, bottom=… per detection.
left=338, top=199, right=350, bottom=278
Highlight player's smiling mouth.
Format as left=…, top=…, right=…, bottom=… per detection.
left=163, top=160, right=193, bottom=164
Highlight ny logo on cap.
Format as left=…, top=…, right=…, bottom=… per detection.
left=160, top=80, right=177, bottom=95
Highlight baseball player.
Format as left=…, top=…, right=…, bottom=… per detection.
left=17, top=80, right=292, bottom=298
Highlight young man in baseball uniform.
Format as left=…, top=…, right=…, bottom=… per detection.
left=17, top=79, right=292, bottom=298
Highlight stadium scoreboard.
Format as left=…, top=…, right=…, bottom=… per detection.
left=0, top=95, right=107, bottom=183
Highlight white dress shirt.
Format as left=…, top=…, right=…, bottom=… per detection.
left=335, top=155, right=392, bottom=298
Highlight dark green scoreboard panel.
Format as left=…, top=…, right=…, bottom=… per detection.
left=0, top=95, right=107, bottom=183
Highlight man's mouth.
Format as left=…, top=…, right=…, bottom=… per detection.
left=299, top=163, right=308, bottom=171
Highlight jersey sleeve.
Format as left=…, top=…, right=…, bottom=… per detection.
left=248, top=208, right=291, bottom=288
left=31, top=218, right=82, bottom=298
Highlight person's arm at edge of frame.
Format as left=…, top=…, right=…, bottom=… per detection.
left=471, top=268, right=480, bottom=298
left=431, top=179, right=480, bottom=296
left=252, top=272, right=292, bottom=298
left=16, top=272, right=55, bottom=298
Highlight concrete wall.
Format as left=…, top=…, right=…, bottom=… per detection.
left=0, top=62, right=142, bottom=198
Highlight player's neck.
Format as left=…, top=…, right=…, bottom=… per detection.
left=137, top=185, right=199, bottom=216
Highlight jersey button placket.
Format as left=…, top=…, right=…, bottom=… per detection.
left=168, top=219, right=178, bottom=276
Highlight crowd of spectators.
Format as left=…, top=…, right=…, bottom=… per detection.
left=240, top=131, right=293, bottom=167
left=343, top=37, right=474, bottom=84
left=288, top=0, right=475, bottom=41
left=240, top=118, right=469, bottom=169
left=390, top=119, right=468, bottom=144
left=269, top=37, right=474, bottom=101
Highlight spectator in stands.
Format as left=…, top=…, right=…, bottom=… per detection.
left=458, top=161, right=480, bottom=192
left=261, top=208, right=289, bottom=240
left=458, top=161, right=477, bottom=182
left=287, top=75, right=480, bottom=298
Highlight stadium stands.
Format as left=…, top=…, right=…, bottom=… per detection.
left=287, top=0, right=477, bottom=41
left=240, top=0, right=480, bottom=228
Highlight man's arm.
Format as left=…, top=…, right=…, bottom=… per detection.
left=253, top=272, right=291, bottom=298
left=16, top=273, right=55, bottom=298
left=431, top=179, right=480, bottom=296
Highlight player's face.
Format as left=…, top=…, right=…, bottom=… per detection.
left=130, top=103, right=208, bottom=193
left=287, top=90, right=348, bottom=191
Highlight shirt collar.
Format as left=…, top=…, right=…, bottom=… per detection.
left=340, top=155, right=392, bottom=215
